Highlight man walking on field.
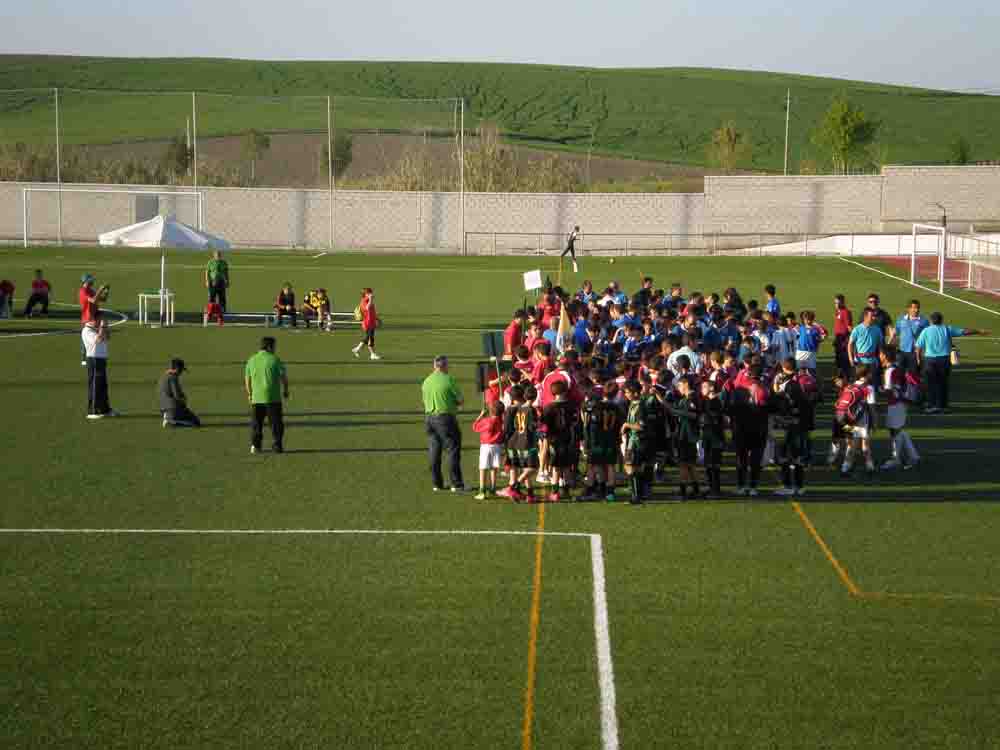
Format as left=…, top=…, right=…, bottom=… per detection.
left=422, top=355, right=465, bottom=492
left=561, top=225, right=580, bottom=274
left=245, top=336, right=289, bottom=453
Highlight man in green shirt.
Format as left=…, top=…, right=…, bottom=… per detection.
left=205, top=251, right=230, bottom=311
left=421, top=355, right=465, bottom=491
left=245, top=336, right=289, bottom=453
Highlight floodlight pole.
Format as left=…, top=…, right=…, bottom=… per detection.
left=54, top=88, right=63, bottom=244
left=328, top=95, right=335, bottom=251
left=460, top=97, right=465, bottom=256
left=191, top=92, right=199, bottom=192
left=783, top=89, right=790, bottom=176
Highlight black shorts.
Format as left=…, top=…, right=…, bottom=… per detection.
left=780, top=430, right=812, bottom=464
left=208, top=284, right=227, bottom=309
left=506, top=447, right=539, bottom=470
left=362, top=327, right=375, bottom=346
left=675, top=439, right=698, bottom=464
left=586, top=441, right=618, bottom=466
left=549, top=441, right=579, bottom=469
left=623, top=440, right=650, bottom=467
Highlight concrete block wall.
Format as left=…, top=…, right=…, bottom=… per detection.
left=704, top=175, right=884, bottom=234
left=881, top=166, right=1000, bottom=231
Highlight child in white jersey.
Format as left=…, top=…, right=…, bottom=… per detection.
left=879, top=345, right=921, bottom=470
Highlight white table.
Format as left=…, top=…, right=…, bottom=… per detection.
left=138, top=291, right=176, bottom=327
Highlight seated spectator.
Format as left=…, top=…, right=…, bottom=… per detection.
left=274, top=282, right=297, bottom=327
left=23, top=270, right=52, bottom=317
left=0, top=279, right=14, bottom=318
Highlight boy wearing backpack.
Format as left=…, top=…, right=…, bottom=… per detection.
left=772, top=358, right=818, bottom=495
left=879, top=345, right=921, bottom=471
left=835, top=365, right=876, bottom=478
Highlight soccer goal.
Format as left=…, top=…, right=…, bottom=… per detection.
left=950, top=231, right=1000, bottom=298
left=22, top=187, right=203, bottom=247
left=910, top=223, right=947, bottom=294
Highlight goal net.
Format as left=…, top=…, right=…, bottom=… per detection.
left=949, top=232, right=1000, bottom=298
left=910, top=223, right=950, bottom=293
left=21, top=187, right=203, bottom=246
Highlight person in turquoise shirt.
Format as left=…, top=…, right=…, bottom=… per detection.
left=915, top=312, right=988, bottom=413
left=889, top=299, right=929, bottom=374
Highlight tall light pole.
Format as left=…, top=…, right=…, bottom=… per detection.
left=783, top=89, right=791, bottom=176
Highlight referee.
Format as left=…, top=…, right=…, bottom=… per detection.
left=422, top=355, right=465, bottom=492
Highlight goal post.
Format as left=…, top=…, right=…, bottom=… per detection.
left=911, top=223, right=947, bottom=294
left=22, top=186, right=204, bottom=248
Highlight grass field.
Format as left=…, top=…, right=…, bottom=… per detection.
left=3, top=56, right=1000, bottom=170
left=2, top=248, right=1000, bottom=749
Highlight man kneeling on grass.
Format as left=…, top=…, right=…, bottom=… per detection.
left=159, top=358, right=201, bottom=427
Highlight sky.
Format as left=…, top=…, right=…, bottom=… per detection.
left=3, top=0, right=999, bottom=91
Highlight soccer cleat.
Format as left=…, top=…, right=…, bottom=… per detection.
left=572, top=261, right=579, bottom=273
left=881, top=459, right=901, bottom=471
left=794, top=487, right=807, bottom=496
left=605, top=491, right=617, bottom=502
left=474, top=491, right=488, bottom=501
left=370, top=353, right=382, bottom=360
left=86, top=413, right=105, bottom=420
left=351, top=344, right=362, bottom=357
left=250, top=445, right=258, bottom=454
left=432, top=485, right=443, bottom=492
left=162, top=417, right=169, bottom=428
left=81, top=360, right=87, bottom=366
left=903, top=460, right=919, bottom=471
left=747, top=488, right=760, bottom=497
left=450, top=486, right=466, bottom=493
left=524, top=491, right=538, bottom=504
left=775, top=487, right=796, bottom=496
left=496, top=486, right=515, bottom=498
left=548, top=491, right=561, bottom=503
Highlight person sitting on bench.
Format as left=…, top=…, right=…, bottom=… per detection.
left=301, top=288, right=332, bottom=329
left=274, top=282, right=297, bottom=327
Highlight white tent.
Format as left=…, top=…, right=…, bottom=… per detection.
left=99, top=215, right=229, bottom=295
left=98, top=215, right=229, bottom=250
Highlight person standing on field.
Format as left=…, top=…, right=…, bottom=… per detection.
left=422, top=355, right=465, bottom=492
left=914, top=312, right=988, bottom=414
left=82, top=320, right=118, bottom=420
left=245, top=336, right=289, bottom=453
left=351, top=287, right=381, bottom=360
left=79, top=273, right=108, bottom=366
left=561, top=225, right=580, bottom=274
left=205, top=250, right=230, bottom=312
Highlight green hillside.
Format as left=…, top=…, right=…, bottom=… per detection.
left=2, top=55, right=999, bottom=171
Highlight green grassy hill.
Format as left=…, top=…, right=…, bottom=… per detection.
left=2, top=55, right=999, bottom=171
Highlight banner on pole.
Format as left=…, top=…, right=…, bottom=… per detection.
left=523, top=269, right=543, bottom=292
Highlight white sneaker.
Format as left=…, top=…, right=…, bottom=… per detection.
left=775, top=487, right=796, bottom=496
left=881, top=459, right=901, bottom=471
left=903, top=460, right=919, bottom=471
left=162, top=417, right=169, bottom=428
left=86, top=413, right=104, bottom=420
left=250, top=445, right=257, bottom=454
left=747, top=488, right=759, bottom=497
left=81, top=361, right=87, bottom=367
left=572, top=261, right=579, bottom=273
left=351, top=344, right=362, bottom=357
left=370, top=352, right=381, bottom=360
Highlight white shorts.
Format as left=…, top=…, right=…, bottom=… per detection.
left=479, top=444, right=504, bottom=470
left=850, top=414, right=872, bottom=440
left=886, top=403, right=907, bottom=430
left=795, top=351, right=817, bottom=370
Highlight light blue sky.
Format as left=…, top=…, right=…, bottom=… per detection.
left=4, top=0, right=999, bottom=91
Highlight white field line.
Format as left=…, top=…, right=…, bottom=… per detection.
left=590, top=533, right=621, bottom=750
left=1, top=262, right=532, bottom=274
left=311, top=252, right=328, bottom=259
left=0, top=302, right=127, bottom=340
left=837, top=257, right=1000, bottom=318
left=0, top=526, right=619, bottom=750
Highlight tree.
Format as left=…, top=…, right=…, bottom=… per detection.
left=811, top=94, right=880, bottom=174
left=162, top=136, right=191, bottom=183
left=949, top=135, right=972, bottom=165
left=242, top=129, right=271, bottom=185
left=319, top=133, right=354, bottom=183
left=707, top=121, right=750, bottom=173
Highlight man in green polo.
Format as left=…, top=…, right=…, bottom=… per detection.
left=205, top=250, right=230, bottom=312
left=245, top=336, right=289, bottom=454
left=422, top=355, right=465, bottom=491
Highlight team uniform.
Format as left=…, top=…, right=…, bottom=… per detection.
left=542, top=400, right=580, bottom=472
left=301, top=289, right=331, bottom=328
left=504, top=403, right=540, bottom=470
left=206, top=258, right=229, bottom=311
left=773, top=371, right=818, bottom=494
left=882, top=364, right=921, bottom=470
left=24, top=278, right=51, bottom=317
left=833, top=306, right=853, bottom=375
left=700, top=396, right=726, bottom=496
left=795, top=324, right=825, bottom=371
left=729, top=377, right=769, bottom=495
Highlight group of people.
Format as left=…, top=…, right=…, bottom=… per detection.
left=0, top=269, right=53, bottom=318
left=420, top=276, right=987, bottom=503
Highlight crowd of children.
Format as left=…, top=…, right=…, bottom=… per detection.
left=468, top=277, right=930, bottom=503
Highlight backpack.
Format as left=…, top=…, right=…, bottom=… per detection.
left=902, top=371, right=923, bottom=404
left=794, top=370, right=820, bottom=404
left=834, top=384, right=867, bottom=425
left=353, top=304, right=363, bottom=322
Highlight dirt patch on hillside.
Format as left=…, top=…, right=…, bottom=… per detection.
left=79, top=132, right=751, bottom=191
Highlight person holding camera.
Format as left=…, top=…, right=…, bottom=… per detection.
left=78, top=274, right=109, bottom=366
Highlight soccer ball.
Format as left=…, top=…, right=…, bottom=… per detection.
left=609, top=258, right=615, bottom=265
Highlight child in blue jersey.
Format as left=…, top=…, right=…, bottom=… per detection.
left=795, top=310, right=827, bottom=372
left=764, top=284, right=781, bottom=317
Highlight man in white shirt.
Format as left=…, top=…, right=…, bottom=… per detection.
left=667, top=333, right=698, bottom=377
left=82, top=321, right=118, bottom=420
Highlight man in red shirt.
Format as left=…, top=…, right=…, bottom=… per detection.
left=503, top=310, right=527, bottom=359
left=0, top=279, right=14, bottom=319
left=23, top=269, right=52, bottom=317
left=832, top=294, right=854, bottom=377
left=79, top=274, right=108, bottom=365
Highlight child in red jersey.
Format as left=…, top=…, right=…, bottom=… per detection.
left=351, top=288, right=381, bottom=360
left=23, top=269, right=52, bottom=317
left=832, top=294, right=854, bottom=377
left=473, top=401, right=506, bottom=500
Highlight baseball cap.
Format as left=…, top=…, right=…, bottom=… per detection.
left=170, top=358, right=187, bottom=372
left=81, top=273, right=95, bottom=284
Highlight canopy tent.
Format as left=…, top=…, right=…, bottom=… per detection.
left=98, top=215, right=229, bottom=295
left=98, top=215, right=229, bottom=250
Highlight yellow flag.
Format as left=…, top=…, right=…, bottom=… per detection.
left=557, top=302, right=573, bottom=351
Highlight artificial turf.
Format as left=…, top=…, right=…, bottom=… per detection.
left=1, top=247, right=998, bottom=749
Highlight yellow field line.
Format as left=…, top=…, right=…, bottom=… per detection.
left=791, top=501, right=862, bottom=597
left=521, top=503, right=546, bottom=750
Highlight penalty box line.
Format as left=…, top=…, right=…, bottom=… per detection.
left=0, top=526, right=620, bottom=750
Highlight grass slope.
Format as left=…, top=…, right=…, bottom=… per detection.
left=1, top=248, right=999, bottom=748
left=2, top=56, right=999, bottom=170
